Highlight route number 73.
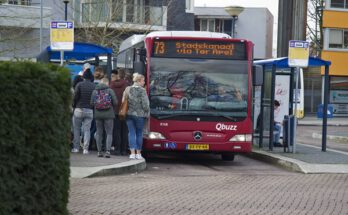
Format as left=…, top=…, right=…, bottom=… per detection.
left=154, top=41, right=165, bottom=54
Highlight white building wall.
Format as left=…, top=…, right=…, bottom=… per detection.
left=236, top=8, right=273, bottom=59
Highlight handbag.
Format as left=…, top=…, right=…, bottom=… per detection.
left=119, top=94, right=128, bottom=120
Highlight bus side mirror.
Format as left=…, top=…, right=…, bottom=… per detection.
left=134, top=61, right=145, bottom=75
left=253, top=65, right=263, bottom=86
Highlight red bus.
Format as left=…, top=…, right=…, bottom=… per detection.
left=117, top=31, right=258, bottom=160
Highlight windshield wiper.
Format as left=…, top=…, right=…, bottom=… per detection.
left=156, top=113, right=192, bottom=119
left=154, top=113, right=243, bottom=121
left=217, top=115, right=241, bottom=121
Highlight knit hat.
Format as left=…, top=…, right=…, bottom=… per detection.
left=83, top=63, right=91, bottom=70
left=83, top=68, right=93, bottom=80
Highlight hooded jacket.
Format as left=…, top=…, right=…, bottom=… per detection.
left=90, top=83, right=117, bottom=119
left=110, top=79, right=128, bottom=113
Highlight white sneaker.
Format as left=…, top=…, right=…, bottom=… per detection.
left=71, top=148, right=79, bottom=153
left=83, top=149, right=89, bottom=154
left=129, top=154, right=136, bottom=159
left=135, top=154, right=144, bottom=160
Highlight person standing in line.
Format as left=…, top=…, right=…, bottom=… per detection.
left=110, top=69, right=129, bottom=155
left=123, top=73, right=150, bottom=160
left=93, top=66, right=105, bottom=85
left=72, top=63, right=91, bottom=90
left=91, top=77, right=117, bottom=158
left=90, top=66, right=106, bottom=150
left=72, top=69, right=95, bottom=154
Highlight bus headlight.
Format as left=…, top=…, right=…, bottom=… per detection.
left=229, top=134, right=252, bottom=142
left=148, top=132, right=165, bottom=140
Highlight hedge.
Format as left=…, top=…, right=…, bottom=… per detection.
left=0, top=62, right=71, bottom=215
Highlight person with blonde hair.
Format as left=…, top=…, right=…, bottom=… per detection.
left=91, top=77, right=117, bottom=158
left=122, top=73, right=150, bottom=159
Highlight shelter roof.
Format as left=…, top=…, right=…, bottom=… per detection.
left=254, top=57, right=331, bottom=68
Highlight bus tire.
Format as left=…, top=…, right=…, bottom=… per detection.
left=221, top=153, right=235, bottom=161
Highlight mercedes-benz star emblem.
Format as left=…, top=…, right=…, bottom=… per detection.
left=193, top=131, right=202, bottom=141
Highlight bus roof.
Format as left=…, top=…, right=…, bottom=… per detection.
left=118, top=31, right=232, bottom=53
left=146, top=31, right=232, bottom=39
left=119, top=34, right=146, bottom=53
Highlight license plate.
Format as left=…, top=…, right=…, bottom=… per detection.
left=186, top=144, right=209, bottom=150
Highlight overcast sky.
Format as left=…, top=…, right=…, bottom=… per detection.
left=194, top=0, right=279, bottom=54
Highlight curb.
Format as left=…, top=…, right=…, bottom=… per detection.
left=312, top=133, right=348, bottom=143
left=247, top=150, right=304, bottom=173
left=249, top=146, right=348, bottom=174
left=70, top=160, right=146, bottom=178
left=298, top=122, right=348, bottom=126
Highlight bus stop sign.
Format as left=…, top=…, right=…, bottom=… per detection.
left=50, top=21, right=74, bottom=51
left=288, top=40, right=309, bottom=67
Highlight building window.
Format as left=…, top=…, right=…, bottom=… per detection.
left=5, top=0, right=31, bottom=5
left=185, top=0, right=193, bottom=13
left=330, top=0, right=348, bottom=9
left=82, top=1, right=108, bottom=22
left=200, top=19, right=215, bottom=32
left=328, top=29, right=348, bottom=49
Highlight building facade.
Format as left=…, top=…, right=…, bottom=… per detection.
left=0, top=0, right=194, bottom=59
left=321, top=0, right=348, bottom=116
left=0, top=0, right=51, bottom=60
left=194, top=7, right=273, bottom=59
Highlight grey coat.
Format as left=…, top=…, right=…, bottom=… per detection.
left=91, top=83, right=117, bottom=119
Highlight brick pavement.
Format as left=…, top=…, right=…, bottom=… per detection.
left=68, top=171, right=348, bottom=215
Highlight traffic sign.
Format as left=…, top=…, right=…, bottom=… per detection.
left=288, top=40, right=309, bottom=67
left=50, top=21, right=74, bottom=51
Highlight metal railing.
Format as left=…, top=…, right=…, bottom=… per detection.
left=1, top=0, right=31, bottom=5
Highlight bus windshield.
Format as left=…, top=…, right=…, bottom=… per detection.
left=149, top=58, right=249, bottom=121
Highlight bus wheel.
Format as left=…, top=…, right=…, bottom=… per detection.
left=221, top=153, right=235, bottom=161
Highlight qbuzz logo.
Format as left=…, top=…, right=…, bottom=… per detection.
left=216, top=123, right=237, bottom=131
left=193, top=131, right=202, bottom=141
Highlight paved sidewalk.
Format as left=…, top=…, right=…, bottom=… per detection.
left=251, top=144, right=348, bottom=174
left=70, top=151, right=146, bottom=178
left=251, top=116, right=348, bottom=174
left=70, top=115, right=347, bottom=178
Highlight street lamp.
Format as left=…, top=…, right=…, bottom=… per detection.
left=63, top=0, right=69, bottom=21
left=224, top=6, right=244, bottom=38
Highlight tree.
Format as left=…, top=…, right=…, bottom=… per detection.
left=71, top=0, right=170, bottom=53
left=307, top=0, right=324, bottom=57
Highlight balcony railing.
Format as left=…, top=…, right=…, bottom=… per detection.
left=79, top=3, right=165, bottom=27
left=0, top=0, right=32, bottom=5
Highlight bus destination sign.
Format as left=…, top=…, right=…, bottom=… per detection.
left=152, top=40, right=246, bottom=60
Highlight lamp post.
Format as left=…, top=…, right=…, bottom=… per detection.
left=224, top=6, right=244, bottom=38
left=63, top=0, right=69, bottom=21
left=60, top=0, right=69, bottom=66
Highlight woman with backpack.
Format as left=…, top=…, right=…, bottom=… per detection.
left=122, top=73, right=150, bottom=160
left=91, top=78, right=117, bottom=158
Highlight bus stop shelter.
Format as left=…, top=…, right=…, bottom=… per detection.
left=37, top=42, right=113, bottom=76
left=254, top=57, right=331, bottom=152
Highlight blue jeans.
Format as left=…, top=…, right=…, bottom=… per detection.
left=273, top=123, right=281, bottom=144
left=126, top=116, right=145, bottom=150
left=73, top=108, right=93, bottom=150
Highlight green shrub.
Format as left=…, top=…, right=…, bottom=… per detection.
left=0, top=62, right=71, bottom=215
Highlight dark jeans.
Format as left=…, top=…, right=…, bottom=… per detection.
left=113, top=115, right=129, bottom=154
